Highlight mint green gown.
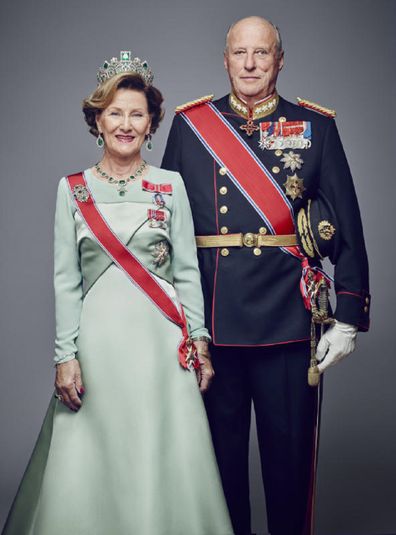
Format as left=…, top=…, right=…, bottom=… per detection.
left=2, top=167, right=233, bottom=535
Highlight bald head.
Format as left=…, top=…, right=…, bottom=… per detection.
left=225, top=16, right=283, bottom=59
left=223, top=15, right=284, bottom=106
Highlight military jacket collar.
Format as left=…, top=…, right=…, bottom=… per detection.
left=229, top=91, right=279, bottom=120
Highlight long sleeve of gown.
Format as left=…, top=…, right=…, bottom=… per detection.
left=170, top=173, right=210, bottom=340
left=53, top=178, right=83, bottom=364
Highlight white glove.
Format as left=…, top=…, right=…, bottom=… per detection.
left=316, top=320, right=358, bottom=373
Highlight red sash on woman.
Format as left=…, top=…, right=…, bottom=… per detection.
left=67, top=172, right=198, bottom=370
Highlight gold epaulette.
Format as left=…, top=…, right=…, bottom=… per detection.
left=175, top=94, right=214, bottom=114
left=297, top=97, right=336, bottom=118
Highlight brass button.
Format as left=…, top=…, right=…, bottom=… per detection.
left=272, top=166, right=280, bottom=174
left=220, top=226, right=229, bottom=234
left=219, top=205, right=228, bottom=214
left=219, top=186, right=228, bottom=195
left=275, top=149, right=283, bottom=157
left=365, top=297, right=370, bottom=305
left=219, top=167, right=227, bottom=176
left=279, top=116, right=287, bottom=123
left=220, top=248, right=229, bottom=257
left=364, top=306, right=369, bottom=313
left=259, top=227, right=267, bottom=235
left=253, top=247, right=262, bottom=256
left=243, top=233, right=256, bottom=247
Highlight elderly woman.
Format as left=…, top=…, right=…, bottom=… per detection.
left=2, top=52, right=233, bottom=535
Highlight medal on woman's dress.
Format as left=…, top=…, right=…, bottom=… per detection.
left=67, top=172, right=199, bottom=371
left=152, top=192, right=166, bottom=207
left=148, top=208, right=167, bottom=229
left=152, top=241, right=169, bottom=267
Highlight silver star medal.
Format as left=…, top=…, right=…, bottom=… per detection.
left=152, top=241, right=169, bottom=267
left=280, top=151, right=304, bottom=172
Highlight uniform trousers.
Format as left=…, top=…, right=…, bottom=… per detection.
left=205, top=341, right=320, bottom=535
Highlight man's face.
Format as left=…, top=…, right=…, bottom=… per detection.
left=224, top=19, right=284, bottom=102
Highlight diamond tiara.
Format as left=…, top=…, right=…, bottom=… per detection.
left=96, top=51, right=154, bottom=86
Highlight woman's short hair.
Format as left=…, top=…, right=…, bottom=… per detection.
left=82, top=73, right=164, bottom=138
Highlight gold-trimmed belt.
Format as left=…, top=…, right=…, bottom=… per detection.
left=196, top=233, right=298, bottom=248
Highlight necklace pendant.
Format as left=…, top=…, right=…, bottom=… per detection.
left=118, top=183, right=127, bottom=196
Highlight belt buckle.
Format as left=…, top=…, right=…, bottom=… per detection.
left=242, top=232, right=258, bottom=247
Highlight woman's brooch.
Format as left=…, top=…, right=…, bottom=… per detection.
left=73, top=185, right=90, bottom=203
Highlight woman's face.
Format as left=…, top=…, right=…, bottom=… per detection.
left=96, top=88, right=151, bottom=160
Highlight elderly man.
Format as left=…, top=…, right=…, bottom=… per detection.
left=162, top=16, right=369, bottom=535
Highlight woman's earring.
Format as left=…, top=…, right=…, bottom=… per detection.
left=145, top=134, right=153, bottom=151
left=96, top=133, right=104, bottom=148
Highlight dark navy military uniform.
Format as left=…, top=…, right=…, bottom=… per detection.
left=162, top=93, right=370, bottom=535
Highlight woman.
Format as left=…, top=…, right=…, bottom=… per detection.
left=2, top=52, right=233, bottom=535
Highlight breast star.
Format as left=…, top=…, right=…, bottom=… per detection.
left=280, top=151, right=304, bottom=172
left=284, top=174, right=306, bottom=201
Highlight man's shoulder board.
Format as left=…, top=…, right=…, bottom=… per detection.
left=297, top=97, right=336, bottom=118
left=175, top=94, right=214, bottom=114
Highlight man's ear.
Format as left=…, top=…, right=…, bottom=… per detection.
left=224, top=51, right=229, bottom=72
left=278, top=51, right=284, bottom=72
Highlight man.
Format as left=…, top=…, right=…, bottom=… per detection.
left=162, top=16, right=369, bottom=535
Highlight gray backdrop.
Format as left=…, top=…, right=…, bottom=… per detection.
left=0, top=0, right=395, bottom=533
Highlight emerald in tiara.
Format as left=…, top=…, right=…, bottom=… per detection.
left=97, top=51, right=154, bottom=86
left=121, top=51, right=131, bottom=61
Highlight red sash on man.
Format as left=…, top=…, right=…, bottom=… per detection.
left=67, top=172, right=198, bottom=370
left=179, top=102, right=333, bottom=311
left=178, top=102, right=304, bottom=260
left=179, top=104, right=322, bottom=534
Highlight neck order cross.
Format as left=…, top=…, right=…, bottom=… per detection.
left=240, top=116, right=260, bottom=136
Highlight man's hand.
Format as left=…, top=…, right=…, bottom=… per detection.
left=55, top=359, right=85, bottom=412
left=194, top=340, right=214, bottom=393
left=317, top=320, right=358, bottom=374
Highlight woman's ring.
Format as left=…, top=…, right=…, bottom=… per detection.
left=54, top=393, right=63, bottom=402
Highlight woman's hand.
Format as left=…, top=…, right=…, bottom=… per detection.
left=55, top=359, right=85, bottom=412
left=194, top=340, right=214, bottom=393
